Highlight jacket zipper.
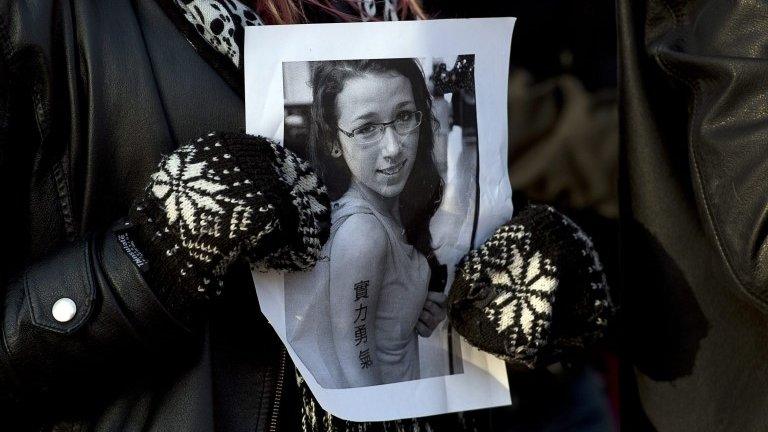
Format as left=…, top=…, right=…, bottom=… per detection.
left=268, top=348, right=287, bottom=432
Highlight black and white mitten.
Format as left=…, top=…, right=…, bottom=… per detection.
left=448, top=204, right=612, bottom=369
left=124, top=132, right=330, bottom=323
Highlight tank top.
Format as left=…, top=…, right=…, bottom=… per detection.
left=285, top=188, right=430, bottom=388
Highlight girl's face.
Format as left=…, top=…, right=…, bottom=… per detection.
left=335, top=72, right=419, bottom=199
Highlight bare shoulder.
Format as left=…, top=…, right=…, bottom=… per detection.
left=330, top=213, right=389, bottom=265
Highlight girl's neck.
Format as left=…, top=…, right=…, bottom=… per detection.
left=349, top=180, right=401, bottom=221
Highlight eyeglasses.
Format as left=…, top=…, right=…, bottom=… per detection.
left=337, top=111, right=423, bottom=145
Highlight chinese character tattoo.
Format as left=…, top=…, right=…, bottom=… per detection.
left=358, top=348, right=373, bottom=369
left=354, top=324, right=368, bottom=346
left=354, top=303, right=368, bottom=324
left=352, top=280, right=373, bottom=369
left=354, top=280, right=369, bottom=302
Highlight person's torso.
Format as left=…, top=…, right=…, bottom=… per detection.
left=4, top=1, right=281, bottom=430
left=284, top=187, right=429, bottom=388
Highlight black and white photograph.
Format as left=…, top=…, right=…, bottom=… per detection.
left=247, top=18, right=515, bottom=420
left=283, top=56, right=479, bottom=389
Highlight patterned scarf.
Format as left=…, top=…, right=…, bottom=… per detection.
left=174, top=0, right=400, bottom=69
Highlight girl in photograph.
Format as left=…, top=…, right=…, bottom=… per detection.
left=285, top=58, right=447, bottom=388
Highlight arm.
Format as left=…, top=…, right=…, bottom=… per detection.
left=328, top=214, right=387, bottom=387
left=0, top=229, right=195, bottom=414
left=620, top=0, right=768, bottom=312
left=448, top=204, right=612, bottom=369
left=416, top=291, right=447, bottom=338
left=0, top=6, right=328, bottom=415
left=0, top=6, right=192, bottom=411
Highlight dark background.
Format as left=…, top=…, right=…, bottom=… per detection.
left=427, top=2, right=628, bottom=431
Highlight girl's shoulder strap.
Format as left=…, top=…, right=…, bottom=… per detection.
left=329, top=195, right=377, bottom=235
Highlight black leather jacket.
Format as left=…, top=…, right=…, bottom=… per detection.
left=0, top=0, right=288, bottom=430
left=619, top=0, right=768, bottom=430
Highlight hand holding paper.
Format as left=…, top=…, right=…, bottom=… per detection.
left=124, top=132, right=329, bottom=323
left=448, top=204, right=614, bottom=370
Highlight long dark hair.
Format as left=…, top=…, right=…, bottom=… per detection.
left=307, top=58, right=442, bottom=258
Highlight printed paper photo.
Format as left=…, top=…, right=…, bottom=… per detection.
left=245, top=18, right=516, bottom=421
left=282, top=56, right=478, bottom=389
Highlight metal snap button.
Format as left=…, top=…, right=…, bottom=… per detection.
left=52, top=298, right=77, bottom=323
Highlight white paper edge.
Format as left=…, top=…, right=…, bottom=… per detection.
left=245, top=18, right=516, bottom=422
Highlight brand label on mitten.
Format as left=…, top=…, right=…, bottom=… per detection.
left=117, top=232, right=150, bottom=272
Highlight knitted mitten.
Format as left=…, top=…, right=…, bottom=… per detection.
left=124, top=132, right=330, bottom=323
left=448, top=204, right=612, bottom=369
